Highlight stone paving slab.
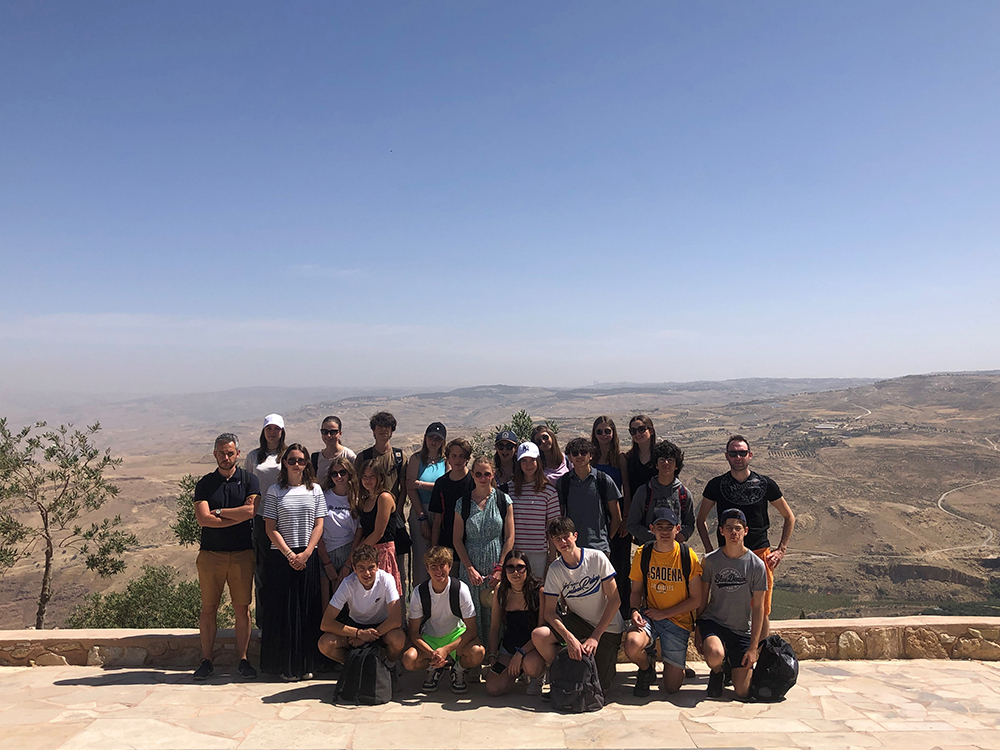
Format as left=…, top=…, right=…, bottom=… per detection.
left=2, top=660, right=1000, bottom=749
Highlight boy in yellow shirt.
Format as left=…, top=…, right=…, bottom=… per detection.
left=624, top=507, right=703, bottom=697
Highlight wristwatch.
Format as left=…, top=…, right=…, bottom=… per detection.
left=213, top=508, right=222, bottom=518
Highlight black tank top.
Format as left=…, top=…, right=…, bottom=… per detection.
left=360, top=496, right=398, bottom=544
left=627, top=450, right=656, bottom=501
left=501, top=609, right=535, bottom=653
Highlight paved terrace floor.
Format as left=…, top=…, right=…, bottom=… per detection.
left=2, top=660, right=999, bottom=750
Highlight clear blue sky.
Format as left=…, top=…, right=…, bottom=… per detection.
left=1, top=1, right=997, bottom=396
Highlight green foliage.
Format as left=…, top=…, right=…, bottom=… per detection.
left=470, top=410, right=560, bottom=458
left=66, top=564, right=235, bottom=629
left=170, top=474, right=201, bottom=546
left=0, top=418, right=137, bottom=628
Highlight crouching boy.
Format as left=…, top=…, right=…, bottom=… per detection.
left=624, top=507, right=702, bottom=697
left=524, top=517, right=624, bottom=693
left=696, top=508, right=767, bottom=699
left=317, top=544, right=406, bottom=668
left=402, top=546, right=485, bottom=694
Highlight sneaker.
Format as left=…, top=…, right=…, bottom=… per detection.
left=451, top=666, right=468, bottom=694
left=684, top=666, right=696, bottom=679
left=302, top=672, right=314, bottom=681
left=280, top=673, right=299, bottom=682
left=723, top=660, right=733, bottom=687
left=422, top=667, right=446, bottom=692
left=237, top=659, right=257, bottom=680
left=633, top=665, right=656, bottom=698
left=526, top=676, right=543, bottom=696
left=707, top=669, right=725, bottom=699
left=192, top=659, right=213, bottom=681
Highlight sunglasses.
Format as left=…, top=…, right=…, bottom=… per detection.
left=285, top=457, right=308, bottom=467
left=329, top=469, right=349, bottom=478
left=629, top=425, right=649, bottom=436
left=496, top=443, right=516, bottom=451
left=320, top=428, right=340, bottom=436
left=504, top=564, right=527, bottom=574
left=569, top=450, right=591, bottom=457
left=473, top=471, right=494, bottom=479
left=726, top=450, right=749, bottom=458
left=595, top=429, right=613, bottom=437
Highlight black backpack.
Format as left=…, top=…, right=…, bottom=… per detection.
left=556, top=471, right=614, bottom=529
left=548, top=647, right=604, bottom=713
left=417, top=579, right=463, bottom=633
left=333, top=643, right=392, bottom=705
left=748, top=634, right=799, bottom=702
left=638, top=540, right=694, bottom=629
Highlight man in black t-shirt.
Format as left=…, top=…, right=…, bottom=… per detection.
left=192, top=433, right=260, bottom=681
left=696, top=434, right=795, bottom=638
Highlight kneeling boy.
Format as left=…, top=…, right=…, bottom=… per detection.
left=402, top=546, right=485, bottom=694
left=696, top=508, right=767, bottom=699
left=625, top=507, right=702, bottom=696
left=318, top=545, right=406, bottom=668
left=525, top=517, right=624, bottom=693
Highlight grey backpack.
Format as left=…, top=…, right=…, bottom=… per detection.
left=547, top=647, right=604, bottom=713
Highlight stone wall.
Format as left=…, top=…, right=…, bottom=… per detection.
left=2, top=616, right=1000, bottom=668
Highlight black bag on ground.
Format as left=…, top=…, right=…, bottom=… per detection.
left=547, top=647, right=604, bottom=713
left=748, top=634, right=798, bottom=702
left=333, top=643, right=392, bottom=705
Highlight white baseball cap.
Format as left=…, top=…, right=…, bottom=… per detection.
left=516, top=442, right=540, bottom=461
left=263, top=413, right=285, bottom=430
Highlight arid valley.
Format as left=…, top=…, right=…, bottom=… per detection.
left=3, top=372, right=999, bottom=629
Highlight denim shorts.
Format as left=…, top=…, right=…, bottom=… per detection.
left=640, top=616, right=692, bottom=669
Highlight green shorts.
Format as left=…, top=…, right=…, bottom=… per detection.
left=423, top=623, right=467, bottom=659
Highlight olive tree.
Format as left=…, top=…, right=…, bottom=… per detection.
left=0, top=419, right=137, bottom=629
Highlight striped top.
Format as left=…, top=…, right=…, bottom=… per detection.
left=262, top=483, right=326, bottom=549
left=511, top=483, right=561, bottom=554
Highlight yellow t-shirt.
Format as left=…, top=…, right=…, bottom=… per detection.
left=629, top=542, right=702, bottom=630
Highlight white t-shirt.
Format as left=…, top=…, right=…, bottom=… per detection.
left=330, top=569, right=399, bottom=626
left=322, top=490, right=358, bottom=551
left=543, top=547, right=625, bottom=634
left=316, top=447, right=358, bottom=486
left=245, top=450, right=281, bottom=508
left=407, top=577, right=476, bottom=638
left=262, top=483, right=326, bottom=549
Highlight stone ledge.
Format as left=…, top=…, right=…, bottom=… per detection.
left=2, top=616, right=1000, bottom=667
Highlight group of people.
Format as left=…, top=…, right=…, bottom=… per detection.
left=191, top=410, right=795, bottom=702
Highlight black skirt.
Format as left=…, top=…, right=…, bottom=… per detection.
left=259, top=546, right=322, bottom=679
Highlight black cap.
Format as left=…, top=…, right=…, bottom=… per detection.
left=425, top=422, right=447, bottom=440
left=650, top=507, right=680, bottom=526
left=719, top=508, right=747, bottom=526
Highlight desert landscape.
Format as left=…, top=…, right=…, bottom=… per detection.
left=2, top=371, right=999, bottom=628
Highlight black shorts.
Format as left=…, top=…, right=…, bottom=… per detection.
left=698, top=618, right=751, bottom=667
left=336, top=611, right=387, bottom=646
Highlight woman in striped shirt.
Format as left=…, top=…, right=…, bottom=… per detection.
left=260, top=443, right=326, bottom=681
left=509, top=442, right=560, bottom=577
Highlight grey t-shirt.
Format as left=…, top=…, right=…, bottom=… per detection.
left=700, top=548, right=768, bottom=635
left=564, top=469, right=622, bottom=556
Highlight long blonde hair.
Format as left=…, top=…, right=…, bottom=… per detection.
left=324, top=455, right=361, bottom=518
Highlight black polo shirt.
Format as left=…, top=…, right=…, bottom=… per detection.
left=194, top=467, right=260, bottom=552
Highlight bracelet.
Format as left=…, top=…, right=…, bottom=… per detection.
left=286, top=550, right=294, bottom=560
left=418, top=514, right=428, bottom=522
left=492, top=563, right=503, bottom=574
left=515, top=646, right=526, bottom=656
